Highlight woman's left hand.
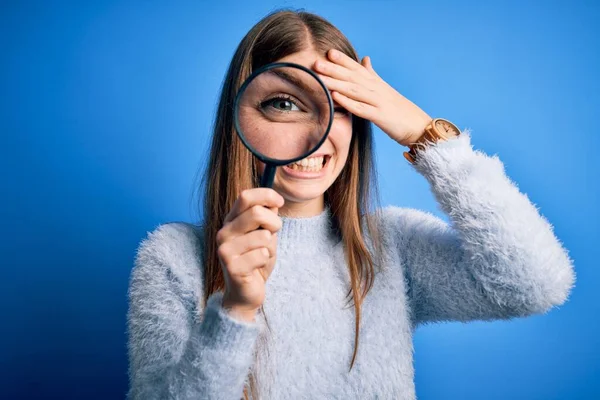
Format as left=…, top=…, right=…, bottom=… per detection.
left=314, top=49, right=432, bottom=147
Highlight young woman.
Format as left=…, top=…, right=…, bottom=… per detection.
left=126, top=10, right=575, bottom=400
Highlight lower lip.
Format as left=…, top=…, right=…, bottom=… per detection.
left=281, top=156, right=331, bottom=179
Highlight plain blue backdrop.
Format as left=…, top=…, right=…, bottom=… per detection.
left=2, top=1, right=598, bottom=399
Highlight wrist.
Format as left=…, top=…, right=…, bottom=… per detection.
left=222, top=297, right=258, bottom=323
left=403, top=127, right=431, bottom=148
left=397, top=116, right=432, bottom=147
left=403, top=118, right=461, bottom=164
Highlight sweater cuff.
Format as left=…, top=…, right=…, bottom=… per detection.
left=414, top=130, right=504, bottom=183
left=197, top=291, right=260, bottom=375
left=200, top=291, right=260, bottom=347
left=412, top=130, right=480, bottom=176
left=177, top=291, right=259, bottom=398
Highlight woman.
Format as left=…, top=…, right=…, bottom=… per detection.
left=126, top=9, right=575, bottom=400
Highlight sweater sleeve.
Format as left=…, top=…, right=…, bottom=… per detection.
left=126, top=223, right=259, bottom=400
left=384, top=131, right=575, bottom=325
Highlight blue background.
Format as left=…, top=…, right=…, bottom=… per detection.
left=2, top=1, right=598, bottom=399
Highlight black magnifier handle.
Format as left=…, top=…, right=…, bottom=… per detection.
left=260, top=164, right=277, bottom=188
left=257, top=164, right=277, bottom=233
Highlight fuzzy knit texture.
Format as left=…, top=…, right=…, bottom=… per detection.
left=127, top=132, right=575, bottom=399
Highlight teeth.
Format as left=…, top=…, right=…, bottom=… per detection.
left=287, top=155, right=326, bottom=172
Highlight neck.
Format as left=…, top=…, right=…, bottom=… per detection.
left=279, top=195, right=325, bottom=218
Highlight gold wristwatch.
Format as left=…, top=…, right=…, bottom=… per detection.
left=403, top=118, right=461, bottom=164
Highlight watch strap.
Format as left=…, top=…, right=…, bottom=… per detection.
left=403, top=118, right=461, bottom=164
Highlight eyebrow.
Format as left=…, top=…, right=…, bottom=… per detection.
left=270, top=69, right=324, bottom=98
left=266, top=69, right=347, bottom=113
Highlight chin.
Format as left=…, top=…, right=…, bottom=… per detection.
left=274, top=181, right=329, bottom=204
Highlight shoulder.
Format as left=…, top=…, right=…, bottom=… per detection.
left=130, top=222, right=205, bottom=307
left=135, top=222, right=204, bottom=271
left=369, top=206, right=454, bottom=257
left=374, top=205, right=446, bottom=238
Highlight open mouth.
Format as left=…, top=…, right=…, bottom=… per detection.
left=286, top=154, right=330, bottom=173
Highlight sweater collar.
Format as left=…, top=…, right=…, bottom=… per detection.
left=277, top=206, right=340, bottom=253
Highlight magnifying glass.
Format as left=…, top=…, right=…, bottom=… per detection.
left=233, top=62, right=334, bottom=188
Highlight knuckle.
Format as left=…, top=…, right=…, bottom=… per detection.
left=274, top=216, right=283, bottom=231
left=246, top=250, right=260, bottom=265
left=239, top=189, right=252, bottom=206
left=250, top=204, right=263, bottom=219
left=259, top=248, right=270, bottom=261
left=249, top=248, right=265, bottom=262
left=260, top=229, right=272, bottom=242
left=227, top=257, right=241, bottom=274
left=267, top=188, right=280, bottom=203
left=216, top=228, right=226, bottom=245
left=217, top=243, right=231, bottom=262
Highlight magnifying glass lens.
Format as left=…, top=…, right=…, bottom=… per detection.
left=236, top=65, right=332, bottom=162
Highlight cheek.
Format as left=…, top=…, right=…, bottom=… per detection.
left=329, top=119, right=353, bottom=161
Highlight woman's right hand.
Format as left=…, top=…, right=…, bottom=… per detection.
left=217, top=188, right=284, bottom=322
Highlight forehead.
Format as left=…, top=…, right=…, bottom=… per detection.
left=274, top=49, right=345, bottom=109
left=276, top=49, right=328, bottom=71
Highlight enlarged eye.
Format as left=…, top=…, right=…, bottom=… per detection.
left=261, top=96, right=301, bottom=112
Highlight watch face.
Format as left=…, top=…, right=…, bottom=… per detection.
left=435, top=119, right=459, bottom=138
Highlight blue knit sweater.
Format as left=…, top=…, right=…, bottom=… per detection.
left=126, top=133, right=574, bottom=399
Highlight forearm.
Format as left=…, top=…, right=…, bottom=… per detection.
left=128, top=289, right=259, bottom=400
left=413, top=132, right=575, bottom=314
left=172, top=291, right=259, bottom=399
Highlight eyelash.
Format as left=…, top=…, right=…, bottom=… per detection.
left=260, top=94, right=349, bottom=116
left=260, top=94, right=301, bottom=111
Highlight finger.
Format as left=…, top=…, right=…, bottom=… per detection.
left=225, top=188, right=284, bottom=223
left=265, top=231, right=277, bottom=259
left=220, top=205, right=282, bottom=242
left=362, top=56, right=376, bottom=73
left=258, top=233, right=278, bottom=280
left=314, top=59, right=354, bottom=82
left=221, top=229, right=272, bottom=263
left=331, top=90, right=377, bottom=121
left=259, top=252, right=276, bottom=282
left=327, top=49, right=363, bottom=72
left=228, top=247, right=270, bottom=277
left=317, top=74, right=377, bottom=106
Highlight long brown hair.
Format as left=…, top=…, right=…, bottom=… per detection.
left=197, top=9, right=381, bottom=399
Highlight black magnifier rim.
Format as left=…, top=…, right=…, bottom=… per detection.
left=233, top=61, right=334, bottom=166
